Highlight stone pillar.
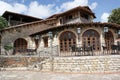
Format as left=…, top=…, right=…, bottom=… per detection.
left=37, top=38, right=44, bottom=51
left=26, top=37, right=36, bottom=49
left=100, top=29, right=105, bottom=53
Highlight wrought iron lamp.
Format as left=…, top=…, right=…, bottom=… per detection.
left=104, top=27, right=108, bottom=33
left=48, top=31, right=53, bottom=39
left=35, top=35, right=39, bottom=49
left=77, top=27, right=81, bottom=41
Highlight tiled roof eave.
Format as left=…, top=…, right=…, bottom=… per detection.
left=0, top=22, right=119, bottom=34
left=40, top=22, right=120, bottom=34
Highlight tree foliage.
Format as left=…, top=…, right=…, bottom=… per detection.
left=0, top=16, right=8, bottom=30
left=108, top=8, right=120, bottom=24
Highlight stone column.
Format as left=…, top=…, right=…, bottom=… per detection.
left=100, top=29, right=105, bottom=53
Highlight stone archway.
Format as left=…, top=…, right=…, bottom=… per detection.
left=14, top=38, right=27, bottom=54
left=59, top=31, right=76, bottom=51
left=104, top=31, right=114, bottom=50
left=82, top=29, right=100, bottom=51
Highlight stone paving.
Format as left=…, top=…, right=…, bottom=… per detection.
left=0, top=71, right=120, bottom=80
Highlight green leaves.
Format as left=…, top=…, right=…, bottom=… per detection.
left=4, top=44, right=13, bottom=51
left=0, top=16, right=8, bottom=30
left=108, top=8, right=120, bottom=24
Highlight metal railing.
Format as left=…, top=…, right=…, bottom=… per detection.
left=0, top=45, right=59, bottom=57
left=1, top=43, right=120, bottom=57
left=58, top=43, right=120, bottom=57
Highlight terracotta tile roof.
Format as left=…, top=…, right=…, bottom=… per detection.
left=47, top=6, right=96, bottom=19
left=50, top=22, right=120, bottom=30
left=47, top=14, right=60, bottom=19
left=0, top=18, right=56, bottom=31
left=30, top=22, right=120, bottom=36
left=1, top=21, right=119, bottom=35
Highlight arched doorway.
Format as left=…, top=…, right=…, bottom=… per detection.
left=82, top=29, right=100, bottom=51
left=104, top=31, right=114, bottom=50
left=59, top=31, right=76, bottom=51
left=14, top=38, right=27, bottom=54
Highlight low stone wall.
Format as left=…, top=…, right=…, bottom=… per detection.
left=1, top=55, right=120, bottom=73
left=42, top=55, right=120, bottom=73
left=0, top=56, right=48, bottom=67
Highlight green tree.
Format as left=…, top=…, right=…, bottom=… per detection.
left=0, top=16, right=8, bottom=30
left=108, top=8, right=120, bottom=24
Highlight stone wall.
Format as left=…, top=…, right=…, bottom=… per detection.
left=42, top=55, right=120, bottom=73
left=0, top=57, right=48, bottom=68
left=1, top=55, right=120, bottom=73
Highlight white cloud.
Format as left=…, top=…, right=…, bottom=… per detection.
left=0, top=1, right=12, bottom=15
left=0, top=1, right=27, bottom=15
left=27, top=1, right=55, bottom=18
left=59, top=0, right=97, bottom=11
left=89, top=2, right=98, bottom=10
left=0, top=0, right=55, bottom=18
left=13, top=3, right=27, bottom=13
left=101, top=13, right=110, bottom=22
left=60, top=0, right=88, bottom=11
left=0, top=0, right=98, bottom=19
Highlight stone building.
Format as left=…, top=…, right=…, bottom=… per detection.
left=0, top=6, right=120, bottom=56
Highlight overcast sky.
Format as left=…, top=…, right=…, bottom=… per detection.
left=0, top=0, right=120, bottom=22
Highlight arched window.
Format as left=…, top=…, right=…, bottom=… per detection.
left=82, top=29, right=100, bottom=51
left=59, top=31, right=76, bottom=51
left=14, top=38, right=27, bottom=54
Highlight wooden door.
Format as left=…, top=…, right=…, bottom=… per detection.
left=59, top=31, right=76, bottom=51
left=82, top=29, right=100, bottom=51
left=105, top=31, right=114, bottom=50
left=14, top=38, right=27, bottom=54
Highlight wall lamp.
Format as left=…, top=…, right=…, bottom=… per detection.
left=77, top=27, right=81, bottom=41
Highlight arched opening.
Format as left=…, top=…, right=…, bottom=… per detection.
left=82, top=29, right=100, bottom=51
left=104, top=31, right=114, bottom=50
left=59, top=31, right=76, bottom=51
left=14, top=38, right=27, bottom=54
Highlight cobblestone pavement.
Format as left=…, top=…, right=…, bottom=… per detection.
left=0, top=71, right=120, bottom=80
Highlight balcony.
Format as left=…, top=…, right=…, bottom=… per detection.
left=62, top=17, right=91, bottom=24
left=63, top=17, right=80, bottom=24
left=80, top=17, right=91, bottom=23
left=10, top=20, right=25, bottom=26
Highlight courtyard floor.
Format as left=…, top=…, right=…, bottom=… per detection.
left=0, top=71, right=120, bottom=80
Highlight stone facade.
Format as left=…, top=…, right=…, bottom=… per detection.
left=0, top=6, right=119, bottom=55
